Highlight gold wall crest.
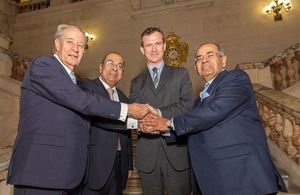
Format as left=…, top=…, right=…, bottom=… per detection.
left=164, top=32, right=189, bottom=67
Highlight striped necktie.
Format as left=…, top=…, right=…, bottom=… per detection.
left=152, top=67, right=159, bottom=88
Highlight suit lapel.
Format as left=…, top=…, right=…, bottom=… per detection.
left=141, top=70, right=157, bottom=95
left=141, top=65, right=172, bottom=96
left=93, top=78, right=110, bottom=99
left=156, top=65, right=171, bottom=93
left=206, top=70, right=228, bottom=95
left=50, top=56, right=74, bottom=84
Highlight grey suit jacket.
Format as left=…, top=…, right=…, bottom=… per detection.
left=129, top=64, right=193, bottom=172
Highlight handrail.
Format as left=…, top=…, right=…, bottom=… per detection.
left=237, top=42, right=300, bottom=91
left=254, top=83, right=300, bottom=165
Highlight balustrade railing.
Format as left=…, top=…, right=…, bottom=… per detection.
left=237, top=43, right=300, bottom=91
left=16, top=0, right=50, bottom=14
left=10, top=54, right=31, bottom=81
left=16, top=0, right=85, bottom=14
left=254, top=84, right=300, bottom=165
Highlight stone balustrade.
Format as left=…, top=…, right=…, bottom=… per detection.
left=16, top=0, right=50, bottom=14
left=16, top=0, right=85, bottom=14
left=254, top=84, right=300, bottom=165
left=10, top=53, right=31, bottom=82
left=237, top=42, right=300, bottom=91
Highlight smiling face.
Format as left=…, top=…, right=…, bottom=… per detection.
left=140, top=31, right=166, bottom=66
left=100, top=53, right=124, bottom=88
left=54, top=26, right=85, bottom=71
left=194, top=43, right=227, bottom=81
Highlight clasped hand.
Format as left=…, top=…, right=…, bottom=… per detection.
left=138, top=105, right=170, bottom=135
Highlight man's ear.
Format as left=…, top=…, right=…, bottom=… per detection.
left=163, top=42, right=166, bottom=51
left=99, top=63, right=103, bottom=74
left=54, top=39, right=60, bottom=52
left=221, top=55, right=227, bottom=68
left=140, top=46, right=145, bottom=55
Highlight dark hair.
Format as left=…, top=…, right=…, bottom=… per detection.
left=140, top=27, right=165, bottom=47
left=101, top=51, right=125, bottom=66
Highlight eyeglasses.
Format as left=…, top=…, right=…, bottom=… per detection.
left=194, top=52, right=220, bottom=64
left=104, top=60, right=124, bottom=71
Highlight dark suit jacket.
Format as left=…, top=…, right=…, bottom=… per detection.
left=173, top=69, right=287, bottom=195
left=7, top=56, right=122, bottom=190
left=79, top=79, right=133, bottom=190
left=129, top=65, right=193, bottom=173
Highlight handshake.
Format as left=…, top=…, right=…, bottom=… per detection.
left=128, top=103, right=170, bottom=134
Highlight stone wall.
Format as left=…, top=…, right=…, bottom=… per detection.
left=10, top=0, right=300, bottom=95
left=0, top=0, right=16, bottom=37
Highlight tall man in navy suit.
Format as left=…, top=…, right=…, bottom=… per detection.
left=80, top=52, right=133, bottom=195
left=7, top=24, right=149, bottom=195
left=140, top=43, right=288, bottom=195
left=129, top=27, right=193, bottom=195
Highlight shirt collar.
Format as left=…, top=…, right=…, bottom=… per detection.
left=53, top=54, right=72, bottom=75
left=147, top=61, right=165, bottom=73
left=206, top=69, right=225, bottom=85
left=99, top=77, right=116, bottom=91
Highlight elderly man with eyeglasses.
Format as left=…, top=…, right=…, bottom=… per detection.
left=139, top=42, right=288, bottom=195
left=79, top=52, right=133, bottom=195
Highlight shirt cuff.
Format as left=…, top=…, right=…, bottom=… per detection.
left=119, top=103, right=128, bottom=122
left=157, top=109, right=162, bottom=117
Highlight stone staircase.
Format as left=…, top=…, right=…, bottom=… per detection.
left=124, top=130, right=143, bottom=195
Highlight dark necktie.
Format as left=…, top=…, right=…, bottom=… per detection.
left=152, top=67, right=159, bottom=88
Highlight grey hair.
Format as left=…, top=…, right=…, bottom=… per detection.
left=54, top=24, right=87, bottom=45
left=195, top=42, right=225, bottom=57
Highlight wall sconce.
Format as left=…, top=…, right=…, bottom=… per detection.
left=264, top=0, right=292, bottom=21
left=84, top=32, right=96, bottom=49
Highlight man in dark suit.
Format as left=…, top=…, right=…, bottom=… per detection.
left=6, top=24, right=149, bottom=195
left=80, top=52, right=133, bottom=195
left=140, top=42, right=288, bottom=195
left=129, top=27, right=193, bottom=195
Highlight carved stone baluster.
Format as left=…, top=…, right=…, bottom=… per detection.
left=275, top=113, right=284, bottom=148
left=285, top=50, right=297, bottom=87
left=267, top=108, right=276, bottom=137
left=292, top=124, right=300, bottom=165
left=270, top=59, right=284, bottom=90
left=283, top=117, right=297, bottom=158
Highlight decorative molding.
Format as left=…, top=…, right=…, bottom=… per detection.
left=130, top=0, right=213, bottom=18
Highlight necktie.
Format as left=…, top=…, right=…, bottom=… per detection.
left=107, top=87, right=121, bottom=150
left=70, top=71, right=77, bottom=84
left=107, top=87, right=115, bottom=100
left=152, top=67, right=159, bottom=88
left=200, top=82, right=210, bottom=101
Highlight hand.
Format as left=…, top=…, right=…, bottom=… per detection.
left=146, top=104, right=159, bottom=116
left=128, top=103, right=149, bottom=119
left=139, top=114, right=170, bottom=133
left=138, top=113, right=160, bottom=134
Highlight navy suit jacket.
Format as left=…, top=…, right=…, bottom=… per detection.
left=173, top=69, right=287, bottom=195
left=79, top=79, right=133, bottom=190
left=7, top=56, right=122, bottom=189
